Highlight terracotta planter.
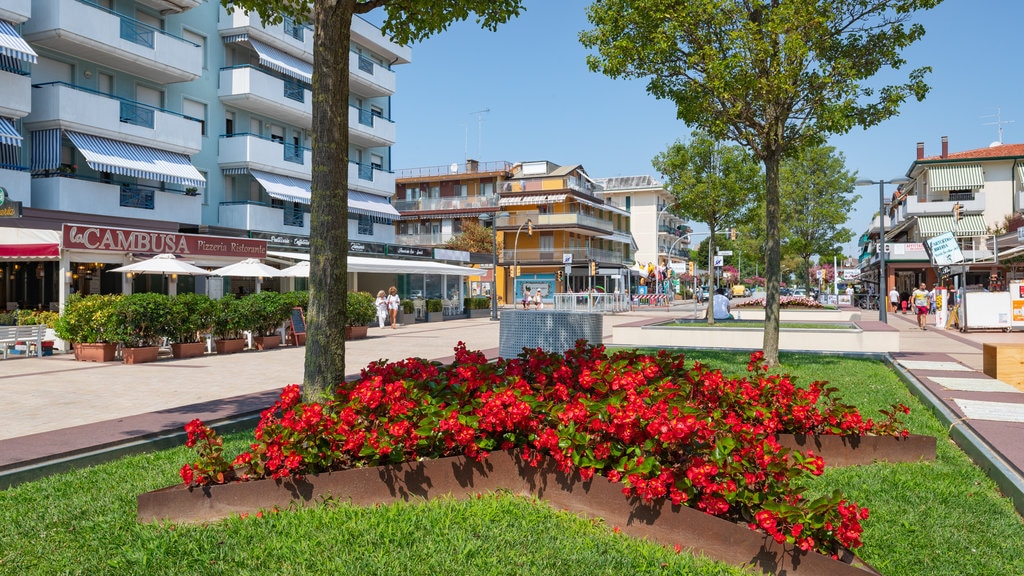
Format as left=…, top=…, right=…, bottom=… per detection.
left=254, top=335, right=280, bottom=350
left=345, top=326, right=368, bottom=340
left=122, top=346, right=160, bottom=365
left=170, top=342, right=206, bottom=359
left=73, top=342, right=117, bottom=362
left=214, top=338, right=246, bottom=355
left=139, top=450, right=886, bottom=575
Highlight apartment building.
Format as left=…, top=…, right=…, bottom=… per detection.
left=0, top=1, right=410, bottom=309
left=859, top=137, right=1024, bottom=294
left=594, top=175, right=689, bottom=270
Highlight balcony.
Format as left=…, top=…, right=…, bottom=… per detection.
left=26, top=83, right=202, bottom=154
left=503, top=211, right=613, bottom=235
left=0, top=0, right=31, bottom=24
left=502, top=247, right=632, bottom=267
left=219, top=67, right=312, bottom=129
left=349, top=50, right=396, bottom=98
left=348, top=105, right=395, bottom=148
left=393, top=195, right=499, bottom=214
left=135, top=0, right=200, bottom=15
left=391, top=232, right=454, bottom=246
left=892, top=193, right=986, bottom=227
left=31, top=175, right=201, bottom=224
left=348, top=161, right=395, bottom=197
left=219, top=201, right=309, bottom=236
left=22, top=0, right=202, bottom=84
left=218, top=133, right=311, bottom=180
left=0, top=167, right=31, bottom=207
left=0, top=68, right=31, bottom=119
left=219, top=6, right=313, bottom=60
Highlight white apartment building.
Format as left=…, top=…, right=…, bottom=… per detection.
left=595, top=175, right=689, bottom=269
left=0, top=1, right=410, bottom=308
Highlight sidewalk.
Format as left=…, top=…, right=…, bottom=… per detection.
left=2, top=303, right=1023, bottom=515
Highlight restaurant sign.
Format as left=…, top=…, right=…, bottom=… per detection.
left=0, top=187, right=23, bottom=218
left=62, top=224, right=266, bottom=258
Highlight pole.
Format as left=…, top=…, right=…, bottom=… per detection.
left=877, top=181, right=887, bottom=323
left=489, top=214, right=499, bottom=321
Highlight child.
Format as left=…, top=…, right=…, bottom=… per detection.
left=374, top=290, right=388, bottom=329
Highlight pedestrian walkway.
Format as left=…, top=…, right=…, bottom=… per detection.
left=2, top=302, right=1023, bottom=517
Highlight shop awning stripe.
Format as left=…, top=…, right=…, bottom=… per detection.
left=65, top=131, right=206, bottom=188
left=248, top=39, right=312, bottom=84
left=0, top=20, right=37, bottom=64
left=31, top=128, right=61, bottom=171
left=250, top=169, right=311, bottom=205
left=349, top=190, right=399, bottom=222
left=928, top=163, right=984, bottom=192
left=0, top=117, right=21, bottom=146
left=916, top=214, right=987, bottom=238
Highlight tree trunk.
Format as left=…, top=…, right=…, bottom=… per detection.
left=762, top=152, right=782, bottom=365
left=706, top=225, right=716, bottom=326
left=304, top=1, right=355, bottom=399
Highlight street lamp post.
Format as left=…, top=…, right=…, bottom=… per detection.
left=855, top=177, right=910, bottom=323
left=512, top=218, right=533, bottom=292
left=478, top=211, right=509, bottom=321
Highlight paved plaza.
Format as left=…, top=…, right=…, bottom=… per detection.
left=2, top=302, right=1023, bottom=514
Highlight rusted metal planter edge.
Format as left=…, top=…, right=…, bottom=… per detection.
left=776, top=433, right=936, bottom=466
left=139, top=448, right=899, bottom=575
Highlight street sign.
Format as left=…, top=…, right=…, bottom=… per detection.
left=562, top=254, right=573, bottom=264
left=717, top=250, right=733, bottom=256
left=925, top=231, right=965, bottom=265
left=564, top=263, right=571, bottom=276
left=713, top=255, right=724, bottom=267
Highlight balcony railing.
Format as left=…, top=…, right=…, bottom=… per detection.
left=119, top=101, right=155, bottom=128
left=396, top=161, right=513, bottom=179
left=502, top=247, right=632, bottom=266
left=219, top=200, right=309, bottom=235
left=892, top=193, right=987, bottom=226
left=119, top=184, right=155, bottom=209
left=393, top=195, right=499, bottom=213
left=392, top=232, right=454, bottom=246
left=218, top=67, right=311, bottom=129
left=503, top=211, right=613, bottom=234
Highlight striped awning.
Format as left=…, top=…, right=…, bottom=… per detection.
left=0, top=20, right=37, bottom=64
left=499, top=194, right=567, bottom=206
left=349, top=190, right=399, bottom=222
left=1016, top=163, right=1024, bottom=185
left=0, top=117, right=21, bottom=146
left=916, top=214, right=987, bottom=238
left=251, top=169, right=310, bottom=204
left=249, top=39, right=312, bottom=84
left=31, top=128, right=62, bottom=171
left=928, top=163, right=984, bottom=192
left=65, top=131, right=205, bottom=188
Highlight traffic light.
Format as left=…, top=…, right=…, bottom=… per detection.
left=556, top=269, right=563, bottom=282
left=516, top=265, right=522, bottom=277
left=688, top=261, right=695, bottom=276
left=729, top=227, right=737, bottom=240
left=527, top=220, right=533, bottom=235
left=953, top=202, right=962, bottom=223
left=589, top=260, right=597, bottom=276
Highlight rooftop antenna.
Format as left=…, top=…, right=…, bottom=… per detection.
left=982, top=107, right=1014, bottom=145
left=468, top=108, right=490, bottom=160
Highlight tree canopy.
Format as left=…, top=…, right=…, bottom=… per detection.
left=582, top=0, right=941, bottom=364
left=223, top=0, right=523, bottom=398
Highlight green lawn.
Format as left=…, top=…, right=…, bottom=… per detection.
left=1, top=351, right=1022, bottom=575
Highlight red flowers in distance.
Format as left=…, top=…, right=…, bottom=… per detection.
left=180, top=343, right=909, bottom=554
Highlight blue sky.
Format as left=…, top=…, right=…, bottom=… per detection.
left=372, top=1, right=1022, bottom=256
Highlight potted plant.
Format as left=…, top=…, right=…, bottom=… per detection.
left=53, top=294, right=120, bottom=362
left=399, top=299, right=415, bottom=325
left=464, top=296, right=492, bottom=319
left=425, top=298, right=444, bottom=322
left=240, top=291, right=291, bottom=350
left=167, top=293, right=219, bottom=359
left=212, top=296, right=247, bottom=355
left=345, top=291, right=376, bottom=339
left=107, top=292, right=171, bottom=364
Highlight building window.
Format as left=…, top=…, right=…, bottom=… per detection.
left=358, top=215, right=374, bottom=235
left=624, top=196, right=631, bottom=211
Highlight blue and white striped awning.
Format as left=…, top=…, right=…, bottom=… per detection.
left=31, top=128, right=61, bottom=171
left=65, top=131, right=205, bottom=188
left=0, top=20, right=37, bottom=64
left=251, top=169, right=311, bottom=204
left=350, top=190, right=399, bottom=222
left=0, top=117, right=21, bottom=146
left=248, top=39, right=312, bottom=84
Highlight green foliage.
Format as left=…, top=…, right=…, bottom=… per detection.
left=426, top=298, right=443, bottom=313
left=211, top=297, right=246, bottom=341
left=0, top=310, right=16, bottom=325
left=167, top=293, right=220, bottom=344
left=107, top=292, right=172, bottom=348
left=235, top=291, right=292, bottom=336
left=464, top=296, right=491, bottom=310
left=345, top=291, right=376, bottom=327
left=401, top=299, right=415, bottom=314
left=445, top=219, right=496, bottom=254
left=282, top=290, right=308, bottom=311
left=53, top=294, right=121, bottom=343
left=16, top=309, right=58, bottom=327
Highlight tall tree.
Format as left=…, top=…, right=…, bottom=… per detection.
left=444, top=219, right=501, bottom=254
left=224, top=0, right=523, bottom=398
left=582, top=0, right=941, bottom=365
left=779, top=145, right=859, bottom=290
left=652, top=132, right=762, bottom=325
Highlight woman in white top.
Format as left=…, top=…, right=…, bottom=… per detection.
left=533, top=289, right=544, bottom=310
left=374, top=290, right=388, bottom=329
left=386, top=286, right=401, bottom=329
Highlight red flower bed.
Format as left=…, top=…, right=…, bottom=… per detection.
left=180, top=343, right=909, bottom=557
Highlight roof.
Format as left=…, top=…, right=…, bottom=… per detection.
left=918, top=143, right=1024, bottom=163
left=594, top=175, right=663, bottom=191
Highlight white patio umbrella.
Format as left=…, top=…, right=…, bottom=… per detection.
left=277, top=261, right=309, bottom=278
left=108, top=253, right=210, bottom=296
left=210, top=258, right=281, bottom=293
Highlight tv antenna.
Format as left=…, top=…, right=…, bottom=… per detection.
left=466, top=108, right=490, bottom=160
left=982, top=107, right=1014, bottom=145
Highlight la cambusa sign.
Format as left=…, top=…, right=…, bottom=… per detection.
left=62, top=224, right=266, bottom=258
left=0, top=186, right=23, bottom=218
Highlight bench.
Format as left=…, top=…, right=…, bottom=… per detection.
left=0, top=325, right=48, bottom=359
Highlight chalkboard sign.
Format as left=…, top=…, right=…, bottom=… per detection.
left=288, top=307, right=306, bottom=346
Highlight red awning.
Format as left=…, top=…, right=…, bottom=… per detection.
left=0, top=228, right=61, bottom=260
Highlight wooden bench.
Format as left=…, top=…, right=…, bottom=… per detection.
left=983, top=343, right=1024, bottom=390
left=0, top=324, right=48, bottom=359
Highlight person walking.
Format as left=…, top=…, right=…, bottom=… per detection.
left=386, top=286, right=400, bottom=329
left=912, top=282, right=931, bottom=330
left=888, top=285, right=900, bottom=315
left=374, top=290, right=388, bottom=329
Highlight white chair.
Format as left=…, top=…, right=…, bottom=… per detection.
left=441, top=298, right=454, bottom=316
